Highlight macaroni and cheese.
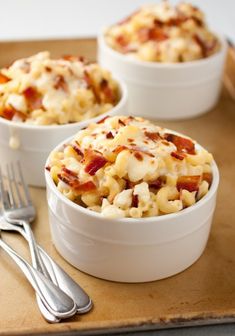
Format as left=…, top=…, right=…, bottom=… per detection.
left=105, top=2, right=220, bottom=62
left=47, top=116, right=213, bottom=219
left=0, top=52, right=120, bottom=125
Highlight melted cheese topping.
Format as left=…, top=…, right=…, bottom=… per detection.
left=48, top=116, right=213, bottom=219
left=105, top=2, right=220, bottom=63
left=0, top=52, right=120, bottom=125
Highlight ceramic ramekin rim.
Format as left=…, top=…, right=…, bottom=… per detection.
left=98, top=28, right=227, bottom=69
left=0, top=75, right=128, bottom=131
left=45, top=129, right=220, bottom=225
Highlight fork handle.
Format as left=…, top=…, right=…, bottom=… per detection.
left=18, top=224, right=92, bottom=313
left=22, top=220, right=51, bottom=278
left=38, top=246, right=92, bottom=313
left=0, top=237, right=77, bottom=318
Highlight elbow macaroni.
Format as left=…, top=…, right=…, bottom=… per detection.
left=105, top=2, right=220, bottom=63
left=0, top=51, right=119, bottom=125
left=47, top=115, right=214, bottom=219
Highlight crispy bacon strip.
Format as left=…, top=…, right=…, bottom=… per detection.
left=149, top=176, right=166, bottom=189
left=165, top=133, right=195, bottom=154
left=58, top=167, right=96, bottom=193
left=106, top=131, right=114, bottom=139
left=145, top=131, right=160, bottom=142
left=171, top=151, right=186, bottom=160
left=193, top=35, right=216, bottom=57
left=97, top=116, right=109, bottom=124
left=72, top=143, right=83, bottom=157
left=23, top=87, right=43, bottom=110
left=84, top=150, right=108, bottom=176
left=100, top=78, right=115, bottom=104
left=132, top=194, right=139, bottom=208
left=84, top=70, right=101, bottom=103
left=0, top=73, right=10, bottom=84
left=54, top=75, right=68, bottom=92
left=134, top=152, right=143, bottom=161
left=138, top=27, right=168, bottom=43
left=1, top=107, right=16, bottom=120
left=177, top=175, right=201, bottom=192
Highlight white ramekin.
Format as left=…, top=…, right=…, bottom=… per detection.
left=98, top=31, right=227, bottom=120
left=45, top=137, right=219, bottom=283
left=0, top=78, right=127, bottom=187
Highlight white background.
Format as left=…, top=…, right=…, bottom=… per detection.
left=0, top=0, right=234, bottom=42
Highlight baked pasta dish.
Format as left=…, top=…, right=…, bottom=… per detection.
left=105, top=1, right=220, bottom=62
left=47, top=116, right=213, bottom=219
left=0, top=52, right=120, bottom=125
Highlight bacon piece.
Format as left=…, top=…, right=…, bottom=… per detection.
left=202, top=172, right=213, bottom=186
left=61, top=167, right=77, bottom=177
left=84, top=70, right=100, bottom=103
left=134, top=152, right=143, bottom=161
left=132, top=194, right=139, bottom=208
left=149, top=176, right=166, bottom=189
left=54, top=75, right=68, bottom=91
left=116, top=35, right=128, bottom=47
left=100, top=78, right=115, bottom=104
left=171, top=151, right=186, bottom=160
left=114, top=145, right=128, bottom=154
left=84, top=151, right=108, bottom=176
left=72, top=143, right=83, bottom=157
left=58, top=170, right=96, bottom=193
left=1, top=107, right=15, bottom=120
left=62, top=55, right=85, bottom=62
left=106, top=131, right=114, bottom=139
left=138, top=27, right=168, bottom=43
left=0, top=73, right=10, bottom=84
left=74, top=181, right=96, bottom=193
left=97, top=116, right=109, bottom=124
left=164, top=133, right=195, bottom=154
left=118, top=118, right=126, bottom=126
left=145, top=131, right=160, bottom=142
left=45, top=166, right=51, bottom=171
left=23, top=87, right=43, bottom=110
left=193, top=35, right=216, bottom=58
left=177, top=176, right=201, bottom=192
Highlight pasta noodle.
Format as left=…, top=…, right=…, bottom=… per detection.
left=105, top=2, right=220, bottom=63
left=0, top=52, right=120, bottom=125
left=47, top=115, right=214, bottom=218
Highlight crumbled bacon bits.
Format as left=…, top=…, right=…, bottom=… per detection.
left=58, top=166, right=96, bottom=193
left=23, top=87, right=43, bottom=110
left=171, top=151, right=186, bottom=160
left=149, top=176, right=166, bottom=189
left=145, top=131, right=160, bottom=142
left=97, top=116, right=109, bottom=124
left=134, top=152, right=143, bottom=161
left=100, top=78, right=115, bottom=104
left=132, top=194, right=139, bottom=208
left=106, top=131, right=114, bottom=139
left=165, top=133, right=195, bottom=154
left=138, top=27, right=168, bottom=43
left=0, top=73, right=10, bottom=84
left=84, top=150, right=108, bottom=176
left=177, top=175, right=201, bottom=192
left=72, top=142, right=83, bottom=157
left=54, top=75, right=68, bottom=91
left=1, top=107, right=16, bottom=120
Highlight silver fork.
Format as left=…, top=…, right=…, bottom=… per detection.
left=0, top=162, right=92, bottom=318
